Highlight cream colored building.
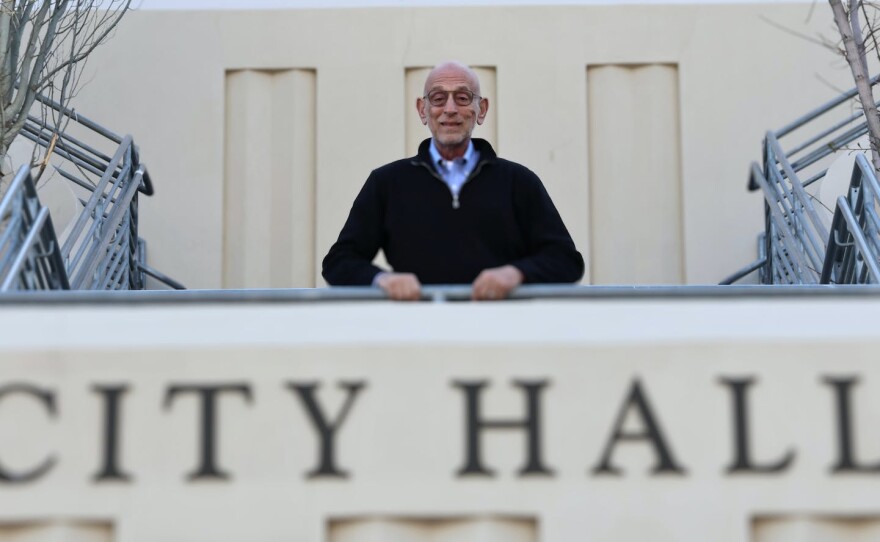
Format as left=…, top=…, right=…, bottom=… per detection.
left=46, top=0, right=854, bottom=289
left=4, top=2, right=880, bottom=542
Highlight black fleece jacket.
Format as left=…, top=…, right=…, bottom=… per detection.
left=322, top=138, right=584, bottom=285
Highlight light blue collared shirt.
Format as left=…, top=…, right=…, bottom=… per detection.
left=429, top=138, right=480, bottom=207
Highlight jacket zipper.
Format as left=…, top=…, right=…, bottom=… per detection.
left=412, top=159, right=489, bottom=210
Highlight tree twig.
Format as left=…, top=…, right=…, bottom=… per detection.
left=830, top=0, right=880, bottom=171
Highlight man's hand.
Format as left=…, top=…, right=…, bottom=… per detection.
left=376, top=272, right=422, bottom=301
left=471, top=265, right=524, bottom=301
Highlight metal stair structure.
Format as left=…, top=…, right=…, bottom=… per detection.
left=725, top=77, right=880, bottom=285
left=0, top=95, right=181, bottom=292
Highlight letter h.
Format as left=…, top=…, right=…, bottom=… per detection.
left=453, top=380, right=553, bottom=477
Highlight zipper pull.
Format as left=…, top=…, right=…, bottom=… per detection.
left=452, top=194, right=460, bottom=209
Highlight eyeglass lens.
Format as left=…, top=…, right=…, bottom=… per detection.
left=427, top=90, right=476, bottom=107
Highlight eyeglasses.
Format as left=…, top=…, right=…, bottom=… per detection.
left=424, top=89, right=481, bottom=107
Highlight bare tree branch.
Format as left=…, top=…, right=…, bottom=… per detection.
left=0, top=0, right=131, bottom=189
left=829, top=0, right=880, bottom=171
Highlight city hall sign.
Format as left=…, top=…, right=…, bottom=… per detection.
left=0, top=376, right=877, bottom=484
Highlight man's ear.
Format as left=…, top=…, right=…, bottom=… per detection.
left=476, top=97, right=489, bottom=125
left=416, top=97, right=428, bottom=125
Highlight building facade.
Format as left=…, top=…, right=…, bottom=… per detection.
left=30, top=2, right=854, bottom=289
left=3, top=3, right=880, bottom=542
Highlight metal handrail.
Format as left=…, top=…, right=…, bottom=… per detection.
left=0, top=93, right=177, bottom=292
left=0, top=207, right=50, bottom=290
left=819, top=154, right=880, bottom=284
left=825, top=197, right=880, bottom=283
left=3, top=283, right=880, bottom=307
left=775, top=74, right=880, bottom=138
left=733, top=76, right=880, bottom=285
left=749, top=162, right=817, bottom=283
left=69, top=164, right=143, bottom=289
left=0, top=165, right=69, bottom=291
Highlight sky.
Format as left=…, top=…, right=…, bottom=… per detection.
left=136, top=0, right=813, bottom=9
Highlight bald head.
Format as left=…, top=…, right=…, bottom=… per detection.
left=416, top=60, right=488, bottom=160
left=424, top=61, right=481, bottom=96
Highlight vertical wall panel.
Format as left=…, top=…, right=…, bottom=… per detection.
left=754, top=517, right=880, bottom=542
left=329, top=519, right=429, bottom=542
left=587, top=64, right=683, bottom=284
left=433, top=517, right=536, bottom=542
left=0, top=522, right=113, bottom=542
left=405, top=66, right=497, bottom=157
left=271, top=70, right=317, bottom=287
left=224, top=70, right=271, bottom=288
left=224, top=69, right=316, bottom=288
left=329, top=517, right=536, bottom=542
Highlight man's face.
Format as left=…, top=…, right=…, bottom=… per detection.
left=417, top=65, right=488, bottom=152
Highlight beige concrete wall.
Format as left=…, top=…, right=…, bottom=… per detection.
left=223, top=69, right=316, bottom=288
left=2, top=296, right=880, bottom=541
left=51, top=3, right=852, bottom=289
left=588, top=63, right=683, bottom=284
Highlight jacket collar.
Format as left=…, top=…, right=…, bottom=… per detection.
left=415, top=138, right=497, bottom=165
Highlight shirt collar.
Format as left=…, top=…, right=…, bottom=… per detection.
left=429, top=138, right=475, bottom=168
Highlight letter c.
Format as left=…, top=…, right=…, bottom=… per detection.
left=0, top=383, right=57, bottom=483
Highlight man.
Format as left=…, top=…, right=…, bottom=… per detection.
left=322, top=61, right=584, bottom=300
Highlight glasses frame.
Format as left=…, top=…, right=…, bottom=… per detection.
left=423, top=89, right=482, bottom=107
